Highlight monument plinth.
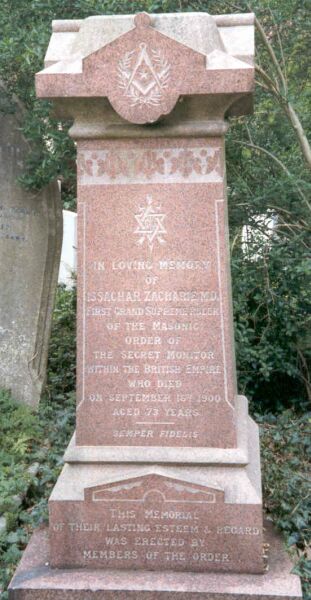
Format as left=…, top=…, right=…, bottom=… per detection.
left=9, top=11, right=301, bottom=600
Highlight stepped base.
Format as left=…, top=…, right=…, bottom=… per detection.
left=47, top=416, right=263, bottom=572
left=9, top=522, right=302, bottom=600
left=48, top=465, right=263, bottom=572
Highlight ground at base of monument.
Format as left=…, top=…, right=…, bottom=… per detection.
left=9, top=521, right=302, bottom=600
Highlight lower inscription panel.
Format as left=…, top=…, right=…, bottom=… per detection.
left=49, top=474, right=263, bottom=573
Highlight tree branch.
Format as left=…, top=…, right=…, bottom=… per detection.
left=283, top=103, right=311, bottom=171
left=232, top=140, right=311, bottom=211
left=254, top=16, right=311, bottom=170
left=254, top=15, right=287, bottom=95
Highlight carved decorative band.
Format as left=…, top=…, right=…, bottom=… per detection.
left=78, top=146, right=222, bottom=185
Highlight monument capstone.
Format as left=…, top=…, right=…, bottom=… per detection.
left=9, top=11, right=302, bottom=600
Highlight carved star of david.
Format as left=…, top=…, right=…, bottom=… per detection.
left=134, top=195, right=166, bottom=250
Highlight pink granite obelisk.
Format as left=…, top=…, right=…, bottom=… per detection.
left=9, top=11, right=301, bottom=600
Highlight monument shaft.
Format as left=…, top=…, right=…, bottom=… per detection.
left=76, top=136, right=237, bottom=449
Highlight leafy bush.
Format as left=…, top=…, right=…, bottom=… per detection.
left=46, top=284, right=76, bottom=399
left=0, top=389, right=40, bottom=515
left=259, top=410, right=311, bottom=597
left=0, top=387, right=76, bottom=597
left=233, top=235, right=311, bottom=410
left=0, top=390, right=75, bottom=597
left=0, top=288, right=76, bottom=599
left=0, top=389, right=41, bottom=596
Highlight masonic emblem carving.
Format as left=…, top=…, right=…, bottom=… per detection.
left=118, top=42, right=170, bottom=107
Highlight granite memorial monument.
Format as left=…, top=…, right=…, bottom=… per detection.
left=9, top=10, right=302, bottom=600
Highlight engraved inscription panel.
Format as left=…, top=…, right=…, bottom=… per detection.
left=76, top=138, right=237, bottom=448
left=49, top=474, right=263, bottom=572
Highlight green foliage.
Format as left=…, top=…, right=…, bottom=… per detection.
left=258, top=411, right=311, bottom=597
left=0, top=389, right=39, bottom=454
left=0, top=289, right=76, bottom=598
left=18, top=103, right=76, bottom=208
left=226, top=100, right=311, bottom=408
left=232, top=234, right=311, bottom=409
left=0, top=390, right=40, bottom=598
left=46, top=285, right=77, bottom=399
left=0, top=389, right=39, bottom=514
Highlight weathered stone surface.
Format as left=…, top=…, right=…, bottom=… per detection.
left=8, top=522, right=302, bottom=600
left=49, top=422, right=263, bottom=572
left=49, top=405, right=263, bottom=572
left=44, top=13, right=255, bottom=69
left=64, top=394, right=249, bottom=464
left=36, top=12, right=254, bottom=124
left=0, top=82, right=62, bottom=406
